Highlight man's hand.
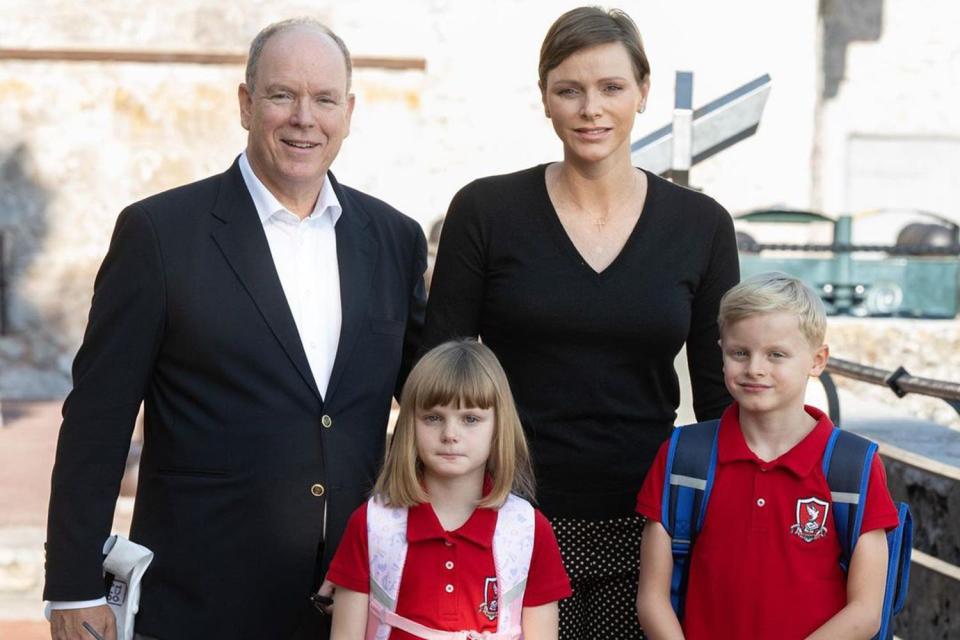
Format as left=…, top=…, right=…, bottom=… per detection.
left=50, top=605, right=116, bottom=640
left=314, top=577, right=336, bottom=615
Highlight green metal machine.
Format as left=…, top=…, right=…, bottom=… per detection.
left=735, top=209, right=960, bottom=318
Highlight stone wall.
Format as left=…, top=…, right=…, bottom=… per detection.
left=816, top=0, right=960, bottom=217
left=0, top=0, right=824, bottom=398
left=884, top=453, right=960, bottom=640
left=0, top=61, right=247, bottom=397
left=6, top=2, right=960, bottom=400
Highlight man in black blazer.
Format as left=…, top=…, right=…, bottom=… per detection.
left=44, top=18, right=426, bottom=640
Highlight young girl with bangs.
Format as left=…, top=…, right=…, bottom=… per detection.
left=328, top=340, right=571, bottom=639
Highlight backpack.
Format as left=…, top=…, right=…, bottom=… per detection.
left=662, top=419, right=912, bottom=640
left=364, top=493, right=535, bottom=640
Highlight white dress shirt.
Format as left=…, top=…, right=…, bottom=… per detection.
left=48, top=153, right=343, bottom=612
left=238, top=152, right=343, bottom=398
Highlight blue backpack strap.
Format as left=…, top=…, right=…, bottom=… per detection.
left=877, top=503, right=912, bottom=640
left=662, top=419, right=721, bottom=619
left=825, top=428, right=913, bottom=640
left=822, top=428, right=876, bottom=570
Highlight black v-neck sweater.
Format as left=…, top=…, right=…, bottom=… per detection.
left=423, top=164, right=740, bottom=519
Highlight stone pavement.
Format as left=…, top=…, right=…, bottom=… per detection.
left=0, top=400, right=59, bottom=638
left=0, top=400, right=133, bottom=639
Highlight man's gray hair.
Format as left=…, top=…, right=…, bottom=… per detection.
left=245, top=17, right=353, bottom=92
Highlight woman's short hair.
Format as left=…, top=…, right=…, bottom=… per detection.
left=539, top=6, right=650, bottom=90
left=373, top=340, right=535, bottom=508
left=718, top=272, right=828, bottom=346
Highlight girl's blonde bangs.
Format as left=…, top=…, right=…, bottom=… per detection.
left=409, top=349, right=498, bottom=411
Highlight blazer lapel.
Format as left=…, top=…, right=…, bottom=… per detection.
left=209, top=160, right=322, bottom=401
left=324, top=173, right=378, bottom=402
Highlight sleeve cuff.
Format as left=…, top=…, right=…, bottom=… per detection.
left=326, top=571, right=369, bottom=594
left=635, top=500, right=661, bottom=521
left=522, top=585, right=573, bottom=607
left=860, top=514, right=901, bottom=535
left=44, top=598, right=108, bottom=620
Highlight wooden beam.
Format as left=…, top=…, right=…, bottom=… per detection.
left=0, top=48, right=425, bottom=71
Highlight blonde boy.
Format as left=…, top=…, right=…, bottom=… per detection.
left=635, top=273, right=899, bottom=639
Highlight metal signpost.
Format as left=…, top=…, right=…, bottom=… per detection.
left=631, top=72, right=772, bottom=186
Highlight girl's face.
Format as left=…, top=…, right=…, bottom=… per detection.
left=415, top=401, right=495, bottom=484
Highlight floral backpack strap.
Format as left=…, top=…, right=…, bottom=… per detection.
left=365, top=496, right=409, bottom=640
left=492, top=494, right=536, bottom=636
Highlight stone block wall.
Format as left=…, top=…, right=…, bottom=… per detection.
left=0, top=0, right=825, bottom=398
left=884, top=452, right=960, bottom=640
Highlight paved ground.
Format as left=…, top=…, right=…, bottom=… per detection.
left=0, top=400, right=59, bottom=637
left=0, top=401, right=59, bottom=530
left=0, top=620, right=47, bottom=639
left=0, top=400, right=134, bottom=638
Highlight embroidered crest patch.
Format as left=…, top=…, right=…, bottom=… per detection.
left=478, top=576, right=499, bottom=621
left=790, top=497, right=829, bottom=542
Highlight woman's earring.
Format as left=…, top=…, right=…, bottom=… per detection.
left=638, top=104, right=646, bottom=114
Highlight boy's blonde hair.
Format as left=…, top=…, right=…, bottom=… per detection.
left=718, top=272, right=827, bottom=346
left=373, top=339, right=536, bottom=509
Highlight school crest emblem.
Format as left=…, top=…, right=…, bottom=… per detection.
left=791, top=497, right=829, bottom=542
left=478, top=576, right=499, bottom=621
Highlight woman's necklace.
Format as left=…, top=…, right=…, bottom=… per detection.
left=562, top=169, right=640, bottom=234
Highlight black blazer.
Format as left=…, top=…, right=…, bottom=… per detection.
left=44, top=159, right=426, bottom=639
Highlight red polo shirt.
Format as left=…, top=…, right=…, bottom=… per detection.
left=328, top=493, right=571, bottom=637
left=636, top=404, right=899, bottom=640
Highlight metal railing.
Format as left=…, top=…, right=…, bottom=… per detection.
left=748, top=242, right=960, bottom=256
left=819, top=357, right=960, bottom=424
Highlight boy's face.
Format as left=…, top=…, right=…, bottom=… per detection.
left=720, top=312, right=829, bottom=419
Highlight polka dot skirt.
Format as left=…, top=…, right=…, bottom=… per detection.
left=551, top=514, right=646, bottom=640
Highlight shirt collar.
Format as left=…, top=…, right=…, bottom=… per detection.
left=238, top=151, right=342, bottom=226
left=407, top=476, right=498, bottom=548
left=717, top=402, right=835, bottom=477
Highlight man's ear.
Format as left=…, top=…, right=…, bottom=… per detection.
left=809, top=343, right=830, bottom=377
left=238, top=83, right=253, bottom=131
left=343, top=93, right=356, bottom=137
